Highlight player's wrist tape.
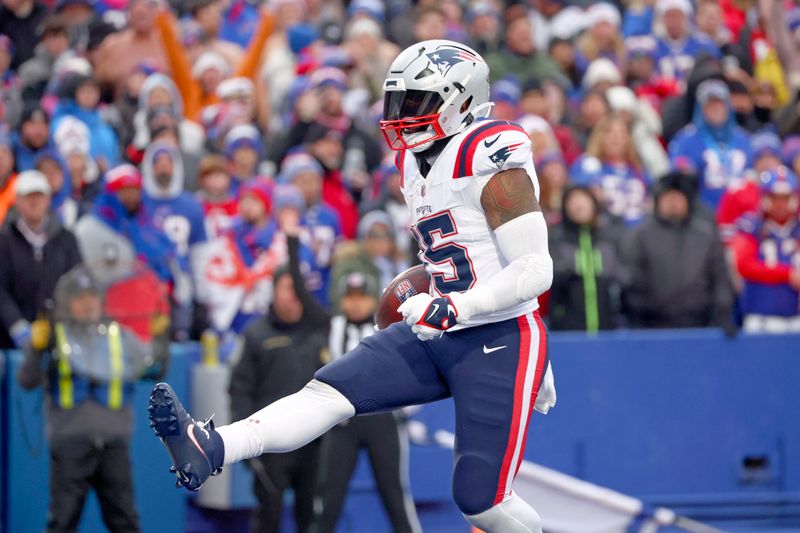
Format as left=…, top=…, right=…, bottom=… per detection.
left=451, top=211, right=553, bottom=321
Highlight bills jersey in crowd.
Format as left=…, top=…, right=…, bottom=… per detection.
left=569, top=155, right=651, bottom=226
left=396, top=119, right=541, bottom=328
left=736, top=214, right=800, bottom=317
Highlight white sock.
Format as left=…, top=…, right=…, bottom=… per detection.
left=216, top=379, right=355, bottom=465
left=465, top=494, right=542, bottom=533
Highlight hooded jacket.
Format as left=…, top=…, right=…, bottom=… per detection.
left=141, top=143, right=207, bottom=267
left=668, top=91, right=752, bottom=208
left=132, top=73, right=205, bottom=157
left=51, top=78, right=120, bottom=168
left=548, top=186, right=628, bottom=332
left=622, top=178, right=734, bottom=328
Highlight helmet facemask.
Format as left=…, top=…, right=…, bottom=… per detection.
left=380, top=89, right=447, bottom=152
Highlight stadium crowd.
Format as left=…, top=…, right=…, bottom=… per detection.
left=2, top=0, right=800, bottom=530
left=2, top=0, right=800, bottom=343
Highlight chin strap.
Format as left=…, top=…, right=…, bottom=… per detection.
left=458, top=101, right=495, bottom=135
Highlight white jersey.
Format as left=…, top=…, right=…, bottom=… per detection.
left=398, top=119, right=541, bottom=329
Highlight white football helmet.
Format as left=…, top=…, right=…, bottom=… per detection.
left=379, top=39, right=492, bottom=153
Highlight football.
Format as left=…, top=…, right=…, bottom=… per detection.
left=375, top=264, right=431, bottom=330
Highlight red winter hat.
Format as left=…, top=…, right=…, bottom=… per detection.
left=239, top=179, right=272, bottom=212
left=105, top=164, right=142, bottom=193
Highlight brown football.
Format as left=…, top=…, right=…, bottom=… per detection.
left=375, top=264, right=431, bottom=330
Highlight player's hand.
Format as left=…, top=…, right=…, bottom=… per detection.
left=398, top=293, right=459, bottom=341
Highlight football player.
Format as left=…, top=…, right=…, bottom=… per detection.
left=148, top=40, right=556, bottom=533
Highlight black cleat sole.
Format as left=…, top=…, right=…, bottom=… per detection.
left=148, top=383, right=181, bottom=438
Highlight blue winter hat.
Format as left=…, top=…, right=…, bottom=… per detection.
left=347, top=0, right=385, bottom=22
left=279, top=152, right=323, bottom=183
left=272, top=183, right=305, bottom=211
left=491, top=78, right=521, bottom=106
left=287, top=24, right=319, bottom=55
left=224, top=124, right=263, bottom=159
left=750, top=130, right=782, bottom=161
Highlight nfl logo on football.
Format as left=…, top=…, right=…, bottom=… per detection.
left=394, top=279, right=418, bottom=302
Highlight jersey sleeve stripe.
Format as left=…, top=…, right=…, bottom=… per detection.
left=452, top=121, right=528, bottom=179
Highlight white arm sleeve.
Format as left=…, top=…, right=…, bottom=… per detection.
left=451, top=211, right=553, bottom=321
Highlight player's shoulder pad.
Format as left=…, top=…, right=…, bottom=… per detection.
left=451, top=120, right=531, bottom=179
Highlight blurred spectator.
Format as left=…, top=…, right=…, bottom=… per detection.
left=13, top=103, right=53, bottom=170
left=576, top=3, right=625, bottom=76
left=0, top=170, right=82, bottom=349
left=519, top=114, right=560, bottom=162
left=653, top=0, right=720, bottom=84
left=549, top=185, right=628, bottom=332
left=0, top=0, right=48, bottom=70
left=491, top=78, right=521, bottom=121
left=783, top=136, right=800, bottom=178
left=520, top=79, right=582, bottom=164
left=141, top=142, right=206, bottom=338
left=196, top=154, right=236, bottom=238
left=695, top=0, right=732, bottom=50
left=660, top=55, right=724, bottom=141
left=56, top=0, right=116, bottom=55
left=536, top=151, right=570, bottom=226
left=466, top=2, right=501, bottom=56
left=314, top=266, right=421, bottom=533
left=53, top=115, right=102, bottom=208
left=155, top=6, right=272, bottom=121
left=0, top=128, right=16, bottom=224
left=623, top=172, right=733, bottom=329
left=751, top=130, right=784, bottom=174
left=186, top=0, right=243, bottom=65
left=17, top=264, right=167, bottom=533
left=129, top=73, right=205, bottom=166
left=93, top=0, right=169, bottom=91
left=360, top=157, right=414, bottom=261
left=281, top=152, right=342, bottom=305
left=0, top=34, right=23, bottom=128
left=731, top=167, right=800, bottom=333
left=570, top=113, right=651, bottom=226
left=219, top=0, right=260, bottom=48
left=343, top=15, right=400, bottom=99
left=18, top=15, right=72, bottom=104
left=92, top=164, right=176, bottom=284
left=669, top=79, right=752, bottom=208
left=356, top=210, right=408, bottom=290
left=224, top=123, right=262, bottom=186
left=571, top=87, right=610, bottom=147
left=52, top=70, right=120, bottom=171
left=34, top=149, right=80, bottom=228
left=485, top=16, right=563, bottom=84
left=229, top=222, right=328, bottom=533
left=413, top=6, right=447, bottom=42
left=605, top=85, right=669, bottom=178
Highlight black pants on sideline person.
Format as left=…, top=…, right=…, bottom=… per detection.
left=46, top=436, right=140, bottom=533
left=312, top=413, right=420, bottom=533
left=250, top=440, right=321, bottom=533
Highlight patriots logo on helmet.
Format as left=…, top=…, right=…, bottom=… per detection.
left=394, top=279, right=418, bottom=302
left=489, top=143, right=524, bottom=169
left=425, top=48, right=482, bottom=76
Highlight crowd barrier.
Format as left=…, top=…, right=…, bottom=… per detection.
left=2, top=329, right=799, bottom=532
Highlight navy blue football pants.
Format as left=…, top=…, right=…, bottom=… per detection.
left=315, top=311, right=548, bottom=515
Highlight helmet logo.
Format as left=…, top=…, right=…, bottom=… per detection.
left=425, top=48, right=482, bottom=76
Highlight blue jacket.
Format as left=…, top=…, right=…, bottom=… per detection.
left=51, top=100, right=120, bottom=167
left=93, top=191, right=176, bottom=282
left=668, top=100, right=752, bottom=208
